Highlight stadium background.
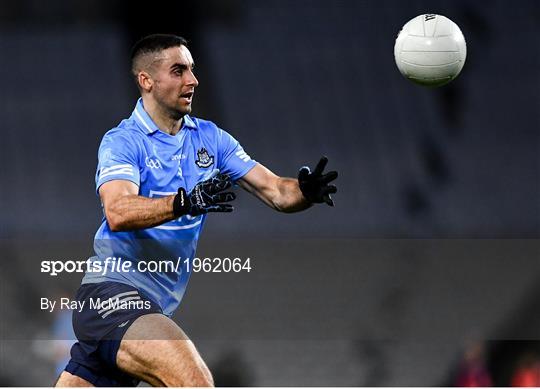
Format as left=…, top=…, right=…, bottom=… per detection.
left=0, top=0, right=538, bottom=385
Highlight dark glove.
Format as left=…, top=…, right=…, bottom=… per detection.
left=298, top=156, right=338, bottom=206
left=173, top=173, right=236, bottom=216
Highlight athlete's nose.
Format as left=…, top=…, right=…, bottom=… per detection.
left=187, top=69, right=199, bottom=88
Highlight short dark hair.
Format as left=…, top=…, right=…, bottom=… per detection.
left=130, top=34, right=188, bottom=88
left=131, top=34, right=188, bottom=64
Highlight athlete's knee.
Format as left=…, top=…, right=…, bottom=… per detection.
left=117, top=338, right=213, bottom=386
left=183, top=363, right=214, bottom=387
left=186, top=374, right=214, bottom=387
left=153, top=341, right=214, bottom=387
left=162, top=366, right=214, bottom=387
left=167, top=371, right=213, bottom=387
left=202, top=368, right=215, bottom=387
left=117, top=315, right=213, bottom=386
left=201, top=364, right=215, bottom=387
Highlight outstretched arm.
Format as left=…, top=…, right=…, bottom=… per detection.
left=237, top=164, right=310, bottom=213
left=100, top=173, right=236, bottom=231
left=238, top=157, right=338, bottom=213
left=99, top=180, right=176, bottom=231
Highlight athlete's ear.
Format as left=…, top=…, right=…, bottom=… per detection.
left=138, top=71, right=153, bottom=92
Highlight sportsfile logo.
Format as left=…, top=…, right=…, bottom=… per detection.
left=41, top=256, right=252, bottom=277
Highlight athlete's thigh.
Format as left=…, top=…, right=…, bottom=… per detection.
left=55, top=371, right=94, bottom=387
left=116, top=313, right=213, bottom=387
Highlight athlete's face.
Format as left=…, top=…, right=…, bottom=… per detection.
left=150, top=45, right=199, bottom=117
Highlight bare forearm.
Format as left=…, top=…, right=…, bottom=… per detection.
left=273, top=177, right=311, bottom=213
left=106, top=194, right=176, bottom=231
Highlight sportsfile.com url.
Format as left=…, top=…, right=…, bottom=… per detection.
left=41, top=257, right=252, bottom=276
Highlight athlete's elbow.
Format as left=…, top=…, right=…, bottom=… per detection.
left=272, top=195, right=311, bottom=213
left=274, top=203, right=299, bottom=213
left=105, top=210, right=128, bottom=232
left=107, top=218, right=124, bottom=232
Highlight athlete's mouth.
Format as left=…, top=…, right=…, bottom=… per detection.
left=180, top=91, right=194, bottom=101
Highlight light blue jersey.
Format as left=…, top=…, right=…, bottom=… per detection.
left=82, top=99, right=256, bottom=316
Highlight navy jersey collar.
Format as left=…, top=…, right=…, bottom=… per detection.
left=132, top=98, right=197, bottom=134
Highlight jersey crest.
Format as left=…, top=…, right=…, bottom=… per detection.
left=195, top=147, right=214, bottom=168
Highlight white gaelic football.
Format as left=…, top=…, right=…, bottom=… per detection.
left=394, top=14, right=467, bottom=87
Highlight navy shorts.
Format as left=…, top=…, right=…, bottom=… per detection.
left=64, top=281, right=162, bottom=387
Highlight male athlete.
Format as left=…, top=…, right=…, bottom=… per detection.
left=55, top=34, right=337, bottom=387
